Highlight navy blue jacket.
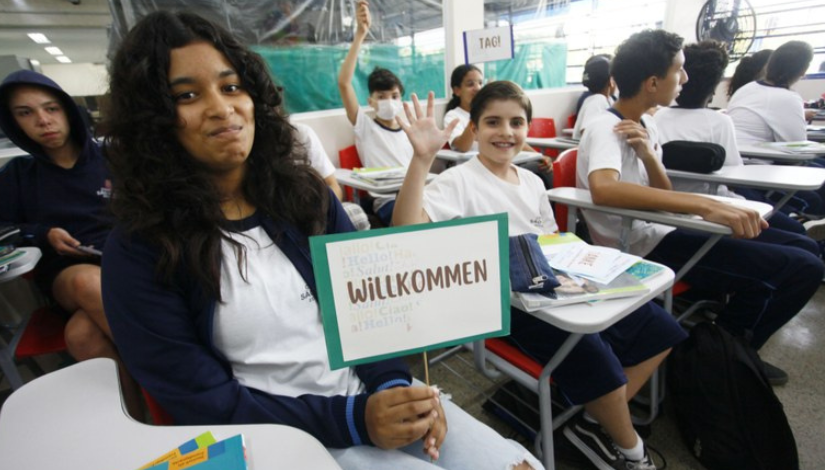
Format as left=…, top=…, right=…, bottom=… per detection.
left=102, top=197, right=412, bottom=448
left=0, top=70, right=110, bottom=252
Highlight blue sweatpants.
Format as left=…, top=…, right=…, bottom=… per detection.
left=646, top=227, right=823, bottom=349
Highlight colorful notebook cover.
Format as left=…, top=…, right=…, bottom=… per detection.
left=145, top=435, right=246, bottom=470
left=138, top=432, right=216, bottom=469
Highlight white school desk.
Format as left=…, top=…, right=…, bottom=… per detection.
left=0, top=248, right=43, bottom=390
left=666, top=165, right=825, bottom=214
left=738, top=143, right=825, bottom=163
left=435, top=149, right=543, bottom=166
left=545, top=187, right=772, bottom=284
left=475, top=263, right=674, bottom=470
left=561, top=128, right=574, bottom=137
left=0, top=358, right=342, bottom=470
left=334, top=168, right=436, bottom=194
left=525, top=136, right=579, bottom=151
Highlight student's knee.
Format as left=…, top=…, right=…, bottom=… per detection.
left=69, top=268, right=102, bottom=302
left=65, top=311, right=110, bottom=360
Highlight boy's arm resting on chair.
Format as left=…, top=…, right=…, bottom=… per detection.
left=337, top=0, right=370, bottom=126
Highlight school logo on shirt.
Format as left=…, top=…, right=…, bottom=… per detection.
left=300, top=284, right=316, bottom=303
left=531, top=217, right=544, bottom=229
left=96, top=179, right=112, bottom=199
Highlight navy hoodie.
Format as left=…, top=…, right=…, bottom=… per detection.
left=0, top=70, right=111, bottom=254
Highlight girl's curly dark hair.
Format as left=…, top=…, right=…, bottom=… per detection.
left=103, top=10, right=328, bottom=298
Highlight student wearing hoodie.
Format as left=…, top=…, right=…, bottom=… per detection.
left=0, top=70, right=141, bottom=417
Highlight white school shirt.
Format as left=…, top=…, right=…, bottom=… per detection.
left=444, top=107, right=478, bottom=152
left=293, top=122, right=335, bottom=178
left=353, top=107, right=413, bottom=211
left=422, top=156, right=558, bottom=235
left=727, top=81, right=807, bottom=145
left=573, top=94, right=613, bottom=140
left=213, top=223, right=363, bottom=398
left=576, top=111, right=675, bottom=256
left=654, top=107, right=743, bottom=199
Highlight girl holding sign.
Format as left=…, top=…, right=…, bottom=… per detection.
left=100, top=10, right=541, bottom=470
left=394, top=82, right=686, bottom=470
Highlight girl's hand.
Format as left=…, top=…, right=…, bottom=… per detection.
left=422, top=389, right=447, bottom=461
left=365, top=386, right=440, bottom=449
left=397, top=92, right=459, bottom=164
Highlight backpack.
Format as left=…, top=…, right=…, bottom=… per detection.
left=668, top=322, right=799, bottom=470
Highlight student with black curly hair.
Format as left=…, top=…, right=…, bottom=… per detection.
left=101, top=10, right=543, bottom=470
left=654, top=41, right=809, bottom=236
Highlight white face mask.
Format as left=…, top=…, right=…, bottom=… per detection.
left=375, top=99, right=403, bottom=121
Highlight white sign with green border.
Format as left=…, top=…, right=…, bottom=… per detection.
left=310, top=214, right=510, bottom=370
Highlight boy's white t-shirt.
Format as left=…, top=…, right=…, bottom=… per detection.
left=576, top=111, right=675, bottom=257
left=213, top=223, right=364, bottom=398
left=444, top=107, right=478, bottom=152
left=422, top=156, right=558, bottom=235
left=293, top=122, right=335, bottom=178
left=726, top=81, right=807, bottom=145
left=353, top=107, right=413, bottom=168
left=654, top=107, right=743, bottom=198
left=573, top=94, right=613, bottom=140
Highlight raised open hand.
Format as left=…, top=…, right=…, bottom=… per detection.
left=397, top=92, right=459, bottom=164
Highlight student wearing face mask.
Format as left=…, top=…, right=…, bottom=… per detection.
left=338, top=0, right=413, bottom=226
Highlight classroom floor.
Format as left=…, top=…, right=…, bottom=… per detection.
left=1, top=285, right=824, bottom=469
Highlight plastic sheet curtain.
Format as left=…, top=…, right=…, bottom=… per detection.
left=107, top=0, right=568, bottom=113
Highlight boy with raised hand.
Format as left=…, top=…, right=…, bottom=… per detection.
left=338, top=0, right=413, bottom=226
left=576, top=29, right=823, bottom=386
left=395, top=83, right=688, bottom=470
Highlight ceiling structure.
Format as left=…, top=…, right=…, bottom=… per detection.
left=0, top=0, right=564, bottom=67
left=0, top=0, right=112, bottom=65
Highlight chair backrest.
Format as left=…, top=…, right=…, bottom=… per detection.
left=551, top=148, right=578, bottom=232
left=142, top=388, right=175, bottom=425
left=528, top=117, right=558, bottom=157
left=566, top=114, right=576, bottom=129
left=338, top=145, right=364, bottom=201
left=527, top=117, right=556, bottom=138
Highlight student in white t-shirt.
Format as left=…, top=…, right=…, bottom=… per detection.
left=727, top=41, right=814, bottom=145
left=293, top=122, right=370, bottom=231
left=337, top=1, right=412, bottom=225
left=577, top=29, right=823, bottom=387
left=726, top=41, right=825, bottom=218
left=394, top=82, right=686, bottom=470
left=654, top=40, right=809, bottom=237
left=444, top=64, right=484, bottom=152
left=573, top=55, right=615, bottom=140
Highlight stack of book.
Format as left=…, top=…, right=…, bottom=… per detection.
left=139, top=432, right=247, bottom=470
left=513, top=233, right=664, bottom=310
left=758, top=141, right=825, bottom=154
left=350, top=167, right=407, bottom=186
left=0, top=248, right=25, bottom=275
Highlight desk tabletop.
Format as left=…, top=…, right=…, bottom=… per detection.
left=334, top=168, right=435, bottom=194
left=511, top=261, right=673, bottom=334
left=546, top=187, right=773, bottom=234
left=666, top=164, right=825, bottom=191
left=739, top=143, right=824, bottom=162
left=525, top=136, right=579, bottom=150
left=0, top=248, right=41, bottom=285
left=435, top=149, right=543, bottom=165
left=0, top=358, right=342, bottom=470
